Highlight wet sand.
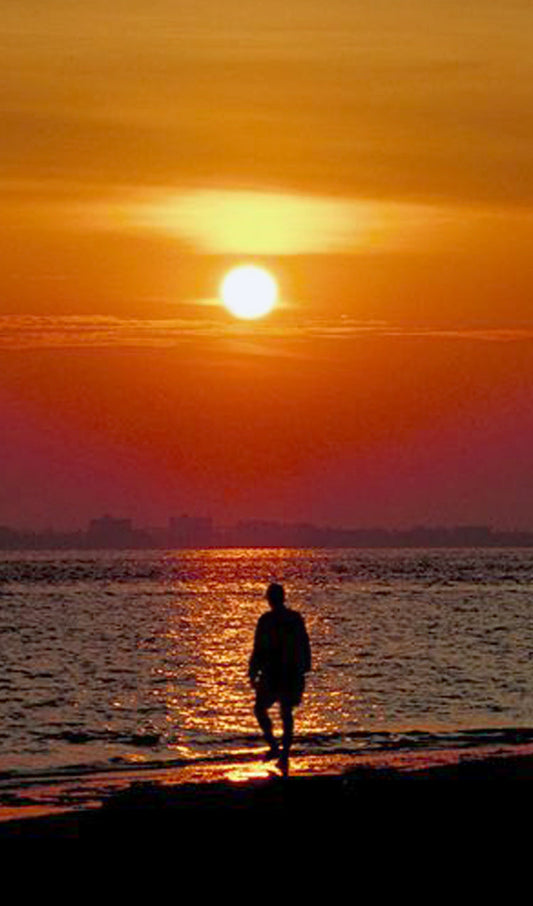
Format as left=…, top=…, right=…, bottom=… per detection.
left=1, top=746, right=532, bottom=841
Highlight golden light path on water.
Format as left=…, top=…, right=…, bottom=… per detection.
left=143, top=545, right=533, bottom=770
left=3, top=548, right=533, bottom=820
left=3, top=545, right=533, bottom=805
left=154, top=548, right=380, bottom=764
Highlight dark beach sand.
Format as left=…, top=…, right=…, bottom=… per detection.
left=2, top=746, right=533, bottom=842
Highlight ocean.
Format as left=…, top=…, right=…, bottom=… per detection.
left=1, top=547, right=533, bottom=810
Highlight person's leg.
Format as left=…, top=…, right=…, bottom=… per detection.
left=254, top=689, right=279, bottom=755
left=279, top=701, right=294, bottom=759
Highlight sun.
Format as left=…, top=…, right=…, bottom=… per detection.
left=219, top=265, right=278, bottom=319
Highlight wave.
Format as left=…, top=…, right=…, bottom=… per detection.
left=3, top=726, right=533, bottom=787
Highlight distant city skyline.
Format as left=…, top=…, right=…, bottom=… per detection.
left=1, top=513, right=533, bottom=551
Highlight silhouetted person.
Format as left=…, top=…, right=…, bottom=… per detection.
left=249, top=583, right=311, bottom=767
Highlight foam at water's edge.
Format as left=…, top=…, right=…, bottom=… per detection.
left=2, top=725, right=533, bottom=791
left=4, top=739, right=533, bottom=826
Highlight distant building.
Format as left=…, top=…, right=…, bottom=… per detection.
left=0, top=525, right=21, bottom=549
left=452, top=525, right=493, bottom=545
left=87, top=515, right=134, bottom=548
left=168, top=515, right=213, bottom=548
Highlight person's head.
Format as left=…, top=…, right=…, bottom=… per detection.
left=266, top=582, right=285, bottom=610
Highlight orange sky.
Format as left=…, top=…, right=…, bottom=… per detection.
left=2, top=1, right=533, bottom=530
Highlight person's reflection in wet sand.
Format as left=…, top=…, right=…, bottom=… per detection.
left=249, top=583, right=311, bottom=773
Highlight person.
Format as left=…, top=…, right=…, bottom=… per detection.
left=249, top=582, right=311, bottom=766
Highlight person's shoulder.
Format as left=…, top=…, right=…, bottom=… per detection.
left=286, top=608, right=305, bottom=624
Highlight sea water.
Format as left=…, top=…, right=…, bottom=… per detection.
left=1, top=548, right=533, bottom=786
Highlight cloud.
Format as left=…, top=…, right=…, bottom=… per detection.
left=1, top=313, right=532, bottom=350
left=2, top=3, right=533, bottom=207
left=99, top=188, right=456, bottom=255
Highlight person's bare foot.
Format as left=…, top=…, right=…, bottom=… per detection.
left=262, top=744, right=280, bottom=762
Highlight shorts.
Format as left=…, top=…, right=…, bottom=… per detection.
left=255, top=672, right=305, bottom=709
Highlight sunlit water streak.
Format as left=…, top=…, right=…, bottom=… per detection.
left=1, top=548, right=533, bottom=788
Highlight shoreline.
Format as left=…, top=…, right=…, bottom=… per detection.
left=2, top=742, right=533, bottom=839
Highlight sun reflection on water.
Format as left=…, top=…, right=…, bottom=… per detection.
left=5, top=547, right=533, bottom=777
left=157, top=548, right=332, bottom=750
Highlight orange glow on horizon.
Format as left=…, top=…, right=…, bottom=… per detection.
left=1, top=1, right=533, bottom=532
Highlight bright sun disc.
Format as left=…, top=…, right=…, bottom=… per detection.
left=220, top=265, right=277, bottom=319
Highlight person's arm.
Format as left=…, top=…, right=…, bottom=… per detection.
left=300, top=616, right=312, bottom=673
left=248, top=618, right=263, bottom=683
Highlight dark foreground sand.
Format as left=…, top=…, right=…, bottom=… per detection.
left=2, top=750, right=533, bottom=842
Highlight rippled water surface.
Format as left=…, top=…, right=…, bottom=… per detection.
left=1, top=548, right=533, bottom=780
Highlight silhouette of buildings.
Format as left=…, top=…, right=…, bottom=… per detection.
left=0, top=516, right=532, bottom=550
left=168, top=515, right=213, bottom=548
left=87, top=515, right=135, bottom=548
